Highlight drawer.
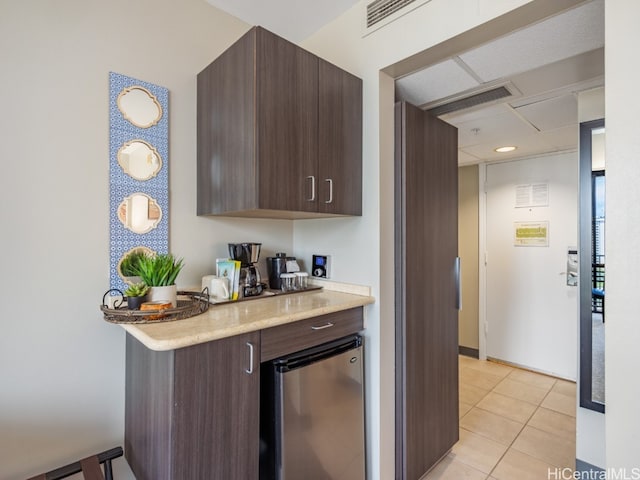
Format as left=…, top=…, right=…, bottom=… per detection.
left=260, top=307, right=363, bottom=361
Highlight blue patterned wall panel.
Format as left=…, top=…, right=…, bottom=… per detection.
left=109, top=72, right=169, bottom=293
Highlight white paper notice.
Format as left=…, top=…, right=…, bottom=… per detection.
left=515, top=183, right=549, bottom=208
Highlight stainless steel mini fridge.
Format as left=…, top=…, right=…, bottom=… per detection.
left=260, top=335, right=365, bottom=480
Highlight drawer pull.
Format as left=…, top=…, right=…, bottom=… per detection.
left=311, top=322, right=335, bottom=331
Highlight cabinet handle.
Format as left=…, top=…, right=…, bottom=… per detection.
left=311, top=322, right=334, bottom=330
left=245, top=342, right=254, bottom=374
left=325, top=178, right=333, bottom=204
left=306, top=176, right=316, bottom=201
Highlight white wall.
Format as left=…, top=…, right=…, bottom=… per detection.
left=485, top=153, right=578, bottom=380
left=0, top=2, right=294, bottom=479
left=605, top=0, right=640, bottom=470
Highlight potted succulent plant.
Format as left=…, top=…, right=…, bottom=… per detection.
left=136, top=253, right=184, bottom=307
left=124, top=282, right=150, bottom=310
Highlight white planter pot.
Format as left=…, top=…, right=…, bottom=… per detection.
left=148, top=285, right=177, bottom=307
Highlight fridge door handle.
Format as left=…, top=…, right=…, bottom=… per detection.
left=245, top=342, right=254, bottom=374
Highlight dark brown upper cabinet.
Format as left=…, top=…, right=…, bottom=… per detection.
left=197, top=27, right=362, bottom=219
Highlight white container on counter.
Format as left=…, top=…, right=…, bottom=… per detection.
left=280, top=273, right=296, bottom=292
left=294, top=272, right=309, bottom=290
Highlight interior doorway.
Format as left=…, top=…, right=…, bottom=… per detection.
left=386, top=1, right=604, bottom=477
left=579, top=118, right=606, bottom=413
left=458, top=166, right=480, bottom=358
left=590, top=168, right=605, bottom=404
left=391, top=0, right=603, bottom=375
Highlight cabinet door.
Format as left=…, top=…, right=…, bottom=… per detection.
left=173, top=332, right=261, bottom=480
left=395, top=101, right=459, bottom=479
left=125, top=335, right=175, bottom=480
left=197, top=28, right=257, bottom=216
left=256, top=28, right=318, bottom=213
left=318, top=59, right=363, bottom=216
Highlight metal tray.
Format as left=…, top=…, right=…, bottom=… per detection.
left=100, top=289, right=209, bottom=324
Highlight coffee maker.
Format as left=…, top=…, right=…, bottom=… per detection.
left=229, top=243, right=264, bottom=297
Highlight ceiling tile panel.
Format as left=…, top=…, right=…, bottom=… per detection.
left=461, top=133, right=557, bottom=162
left=515, top=94, right=577, bottom=131
left=508, top=48, right=604, bottom=101
left=458, top=0, right=604, bottom=82
left=539, top=125, right=579, bottom=150
left=454, top=111, right=535, bottom=149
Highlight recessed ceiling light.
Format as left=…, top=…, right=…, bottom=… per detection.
left=495, top=146, right=517, bottom=153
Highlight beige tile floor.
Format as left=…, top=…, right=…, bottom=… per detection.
left=422, top=355, right=576, bottom=480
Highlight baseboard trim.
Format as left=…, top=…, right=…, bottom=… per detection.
left=486, top=356, right=575, bottom=382
left=459, top=346, right=479, bottom=358
left=575, top=459, right=604, bottom=474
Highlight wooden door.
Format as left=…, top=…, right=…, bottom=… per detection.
left=395, top=101, right=459, bottom=480
left=318, top=58, right=363, bottom=216
left=173, top=332, right=261, bottom=479
left=256, top=27, right=318, bottom=213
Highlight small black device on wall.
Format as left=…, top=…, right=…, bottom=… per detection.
left=312, top=255, right=331, bottom=278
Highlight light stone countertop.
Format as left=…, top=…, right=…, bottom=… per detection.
left=121, top=285, right=375, bottom=351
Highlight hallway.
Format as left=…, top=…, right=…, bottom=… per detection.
left=423, top=356, right=576, bottom=479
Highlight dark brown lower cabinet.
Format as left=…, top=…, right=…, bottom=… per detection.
left=125, top=332, right=260, bottom=480
left=395, top=101, right=460, bottom=479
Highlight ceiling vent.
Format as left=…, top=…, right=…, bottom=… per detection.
left=427, top=85, right=514, bottom=117
left=363, top=0, right=432, bottom=35
left=367, top=0, right=416, bottom=27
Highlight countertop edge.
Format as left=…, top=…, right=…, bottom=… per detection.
left=121, top=292, right=375, bottom=351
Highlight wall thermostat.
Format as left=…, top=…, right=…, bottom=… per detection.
left=312, top=255, right=331, bottom=278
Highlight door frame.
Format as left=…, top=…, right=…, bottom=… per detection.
left=578, top=118, right=605, bottom=413
left=478, top=163, right=488, bottom=360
